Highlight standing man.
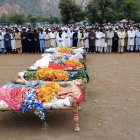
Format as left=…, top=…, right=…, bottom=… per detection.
left=4, top=28, right=12, bottom=54
left=0, top=30, right=5, bottom=53
left=33, top=28, right=40, bottom=53
left=100, top=29, right=106, bottom=53
left=39, top=28, right=46, bottom=53
left=10, top=29, right=16, bottom=53
left=95, top=28, right=102, bottom=52
left=15, top=29, right=22, bottom=54
left=64, top=29, right=71, bottom=47
left=88, top=28, right=96, bottom=53
left=106, top=28, right=114, bottom=53
left=127, top=27, right=135, bottom=52
left=45, top=29, right=50, bottom=49
left=78, top=28, right=85, bottom=47
left=56, top=29, right=65, bottom=47
left=21, top=27, right=27, bottom=54
left=124, top=27, right=128, bottom=52
left=49, top=28, right=57, bottom=47
left=69, top=28, right=74, bottom=47
left=118, top=28, right=125, bottom=53
left=84, top=29, right=89, bottom=52
left=135, top=27, right=140, bottom=52
left=112, top=32, right=119, bottom=53
left=73, top=29, right=78, bottom=47
left=1, top=28, right=6, bottom=53
left=26, top=28, right=34, bottom=53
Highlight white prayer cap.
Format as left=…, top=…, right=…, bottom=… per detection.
left=48, top=28, right=51, bottom=31
left=76, top=27, right=79, bottom=30
left=64, top=27, right=68, bottom=30
left=61, top=27, right=64, bottom=30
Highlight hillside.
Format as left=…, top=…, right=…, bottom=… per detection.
left=0, top=0, right=89, bottom=17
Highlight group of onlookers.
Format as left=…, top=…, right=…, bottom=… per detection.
left=0, top=26, right=140, bottom=54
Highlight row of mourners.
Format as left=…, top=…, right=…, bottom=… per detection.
left=0, top=26, right=140, bottom=54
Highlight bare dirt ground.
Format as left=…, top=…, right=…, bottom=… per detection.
left=0, top=53, right=140, bottom=140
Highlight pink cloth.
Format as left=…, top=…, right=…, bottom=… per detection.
left=0, top=87, right=27, bottom=110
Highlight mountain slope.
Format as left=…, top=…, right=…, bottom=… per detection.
left=0, top=0, right=88, bottom=16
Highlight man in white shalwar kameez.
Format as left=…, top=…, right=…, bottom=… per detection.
left=127, top=27, right=135, bottom=51
left=45, top=30, right=50, bottom=48
left=56, top=30, right=65, bottom=47
left=106, top=28, right=114, bottom=53
left=95, top=28, right=102, bottom=52
left=1, top=28, right=5, bottom=52
left=100, top=30, right=106, bottom=53
left=0, top=30, right=4, bottom=53
left=69, top=28, right=74, bottom=47
left=118, top=28, right=125, bottom=53
left=64, top=29, right=71, bottom=47
left=78, top=28, right=85, bottom=47
left=49, top=29, right=57, bottom=47
left=84, top=29, right=89, bottom=52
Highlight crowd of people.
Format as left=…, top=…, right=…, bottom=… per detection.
left=0, top=26, right=140, bottom=54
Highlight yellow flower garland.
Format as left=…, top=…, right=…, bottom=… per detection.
left=37, top=68, right=69, bottom=81
left=59, top=47, right=73, bottom=53
left=64, top=60, right=84, bottom=69
left=37, top=82, right=61, bottom=103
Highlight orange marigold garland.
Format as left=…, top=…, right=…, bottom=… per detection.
left=64, top=60, right=84, bottom=69
left=37, top=68, right=68, bottom=81
left=37, top=82, right=61, bottom=103
left=59, top=47, right=73, bottom=53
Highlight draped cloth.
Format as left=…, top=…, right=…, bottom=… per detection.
left=0, top=87, right=28, bottom=110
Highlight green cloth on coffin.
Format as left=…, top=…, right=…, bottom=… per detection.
left=24, top=71, right=37, bottom=81
left=67, top=69, right=89, bottom=82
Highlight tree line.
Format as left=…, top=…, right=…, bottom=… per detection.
left=0, top=0, right=140, bottom=25
left=0, top=13, right=60, bottom=25
left=59, top=0, right=140, bottom=24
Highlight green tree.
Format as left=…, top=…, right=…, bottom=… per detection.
left=0, top=14, right=10, bottom=23
left=29, top=16, right=38, bottom=24
left=47, top=16, right=61, bottom=24
left=86, top=0, right=115, bottom=24
left=9, top=13, right=26, bottom=25
left=121, top=0, right=140, bottom=22
left=37, top=16, right=47, bottom=23
left=59, top=0, right=84, bottom=24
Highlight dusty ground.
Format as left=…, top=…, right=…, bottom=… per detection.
left=0, top=53, right=140, bottom=140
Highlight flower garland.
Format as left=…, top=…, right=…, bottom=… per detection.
left=37, top=68, right=69, bottom=81
left=64, top=60, right=84, bottom=69
left=59, top=47, right=73, bottom=53
left=37, top=82, right=61, bottom=103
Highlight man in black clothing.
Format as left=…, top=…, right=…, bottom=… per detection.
left=88, top=28, right=96, bottom=53
left=112, top=32, right=119, bottom=53
left=21, top=27, right=27, bottom=53
left=73, top=29, right=78, bottom=47
left=26, top=28, right=34, bottom=53
left=33, top=29, right=40, bottom=53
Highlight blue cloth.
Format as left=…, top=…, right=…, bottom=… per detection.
left=20, top=89, right=45, bottom=120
